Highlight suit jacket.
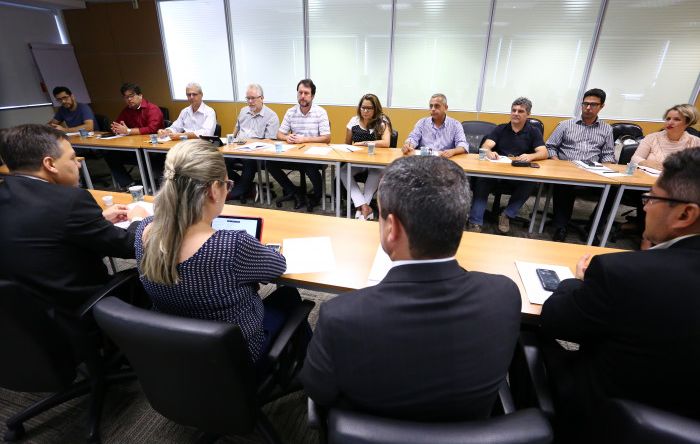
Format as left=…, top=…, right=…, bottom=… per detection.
left=540, top=235, right=700, bottom=418
left=0, top=175, right=137, bottom=310
left=299, top=260, right=521, bottom=421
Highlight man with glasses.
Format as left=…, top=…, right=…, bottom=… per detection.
left=537, top=147, right=700, bottom=440
left=546, top=88, right=614, bottom=241
left=227, top=84, right=280, bottom=202
left=158, top=82, right=216, bottom=140
left=106, top=83, right=164, bottom=189
left=268, top=79, right=331, bottom=212
left=48, top=86, right=96, bottom=132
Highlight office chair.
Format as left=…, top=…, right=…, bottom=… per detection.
left=611, top=122, right=644, bottom=142
left=0, top=270, right=139, bottom=443
left=686, top=127, right=700, bottom=137
left=158, top=106, right=170, bottom=122
left=94, top=114, right=110, bottom=132
left=93, top=296, right=314, bottom=444
left=594, top=398, right=700, bottom=444
left=308, top=379, right=553, bottom=444
left=462, top=121, right=497, bottom=153
left=528, top=118, right=545, bottom=136
left=214, top=123, right=222, bottom=137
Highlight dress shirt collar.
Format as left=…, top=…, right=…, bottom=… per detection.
left=575, top=116, right=601, bottom=127
left=391, top=256, right=455, bottom=269
left=15, top=174, right=47, bottom=182
left=650, top=233, right=700, bottom=250
left=246, top=105, right=266, bottom=118
left=190, top=101, right=209, bottom=116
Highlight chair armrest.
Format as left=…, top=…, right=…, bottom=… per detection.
left=266, top=299, right=314, bottom=364
left=77, top=269, right=139, bottom=319
left=308, top=397, right=322, bottom=429
left=518, top=331, right=555, bottom=417
left=498, top=379, right=516, bottom=415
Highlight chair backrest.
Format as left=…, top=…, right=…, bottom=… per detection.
left=618, top=142, right=639, bottom=165
left=462, top=121, right=497, bottom=154
left=0, top=280, right=77, bottom=392
left=92, top=296, right=259, bottom=436
left=686, top=127, right=700, bottom=137
left=214, top=123, right=222, bottom=137
left=595, top=398, right=700, bottom=444
left=528, top=118, right=545, bottom=137
left=327, top=408, right=552, bottom=444
left=612, top=122, right=644, bottom=142
left=94, top=114, right=110, bottom=132
left=163, top=119, right=172, bottom=128
left=158, top=106, right=170, bottom=122
left=390, top=130, right=398, bottom=148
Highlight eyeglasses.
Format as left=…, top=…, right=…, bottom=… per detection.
left=245, top=96, right=261, bottom=101
left=581, top=102, right=602, bottom=108
left=221, top=179, right=234, bottom=192
left=360, top=106, right=375, bottom=111
left=123, top=93, right=137, bottom=100
left=641, top=193, right=697, bottom=206
left=55, top=95, right=71, bottom=102
left=186, top=93, right=201, bottom=97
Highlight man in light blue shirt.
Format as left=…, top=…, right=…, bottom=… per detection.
left=403, top=94, right=468, bottom=158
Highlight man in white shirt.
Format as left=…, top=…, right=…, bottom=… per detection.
left=158, top=82, right=217, bottom=140
left=267, top=79, right=331, bottom=212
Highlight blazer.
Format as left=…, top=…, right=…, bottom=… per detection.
left=540, top=235, right=700, bottom=418
left=0, top=175, right=137, bottom=310
left=299, top=259, right=521, bottom=421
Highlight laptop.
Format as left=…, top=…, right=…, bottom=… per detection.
left=211, top=215, right=263, bottom=240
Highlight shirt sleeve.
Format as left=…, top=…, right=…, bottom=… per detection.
left=631, top=135, right=652, bottom=164
left=231, top=232, right=287, bottom=284
left=137, top=104, right=164, bottom=134
left=263, top=111, right=280, bottom=139
left=453, top=120, right=467, bottom=149
left=546, top=122, right=565, bottom=158
left=278, top=109, right=292, bottom=135
left=80, top=104, right=95, bottom=123
left=600, top=127, right=616, bottom=163
left=194, top=107, right=217, bottom=137
left=318, top=109, right=331, bottom=136
left=168, top=108, right=187, bottom=133
left=406, top=119, right=423, bottom=147
left=298, top=302, right=340, bottom=406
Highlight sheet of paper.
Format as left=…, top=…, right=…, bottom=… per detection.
left=262, top=143, right=295, bottom=152
left=219, top=137, right=228, bottom=146
left=638, top=165, right=661, bottom=177
left=65, top=131, right=80, bottom=136
left=587, top=170, right=627, bottom=178
left=330, top=144, right=362, bottom=152
left=157, top=136, right=171, bottom=143
left=235, top=142, right=267, bottom=151
left=515, top=260, right=575, bottom=305
left=114, top=202, right=154, bottom=229
left=486, top=155, right=512, bottom=163
left=98, top=134, right=123, bottom=140
left=282, top=237, right=336, bottom=274
left=304, top=146, right=332, bottom=155
left=366, top=245, right=392, bottom=286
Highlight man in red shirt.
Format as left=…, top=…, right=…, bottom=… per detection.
left=105, top=83, right=164, bottom=188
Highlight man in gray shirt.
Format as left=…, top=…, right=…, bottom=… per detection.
left=228, top=84, right=280, bottom=202
left=546, top=88, right=614, bottom=242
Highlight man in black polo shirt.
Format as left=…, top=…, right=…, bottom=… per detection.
left=468, top=97, right=547, bottom=233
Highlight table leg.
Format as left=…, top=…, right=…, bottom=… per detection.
left=599, top=185, right=626, bottom=247
left=139, top=150, right=154, bottom=195
left=539, top=185, right=553, bottom=234
left=586, top=184, right=610, bottom=245
left=335, top=162, right=341, bottom=217
left=255, top=160, right=264, bottom=204
left=346, top=164, right=353, bottom=218
left=529, top=183, right=543, bottom=233
left=265, top=163, right=271, bottom=205
left=80, top=159, right=94, bottom=189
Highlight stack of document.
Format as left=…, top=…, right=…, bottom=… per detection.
left=573, top=160, right=626, bottom=177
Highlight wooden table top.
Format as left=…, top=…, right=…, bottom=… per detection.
left=90, top=190, right=624, bottom=319
left=69, top=134, right=145, bottom=149
left=608, top=164, right=657, bottom=188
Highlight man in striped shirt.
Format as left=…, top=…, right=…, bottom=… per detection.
left=402, top=93, right=468, bottom=157
left=546, top=88, right=615, bottom=242
left=268, top=79, right=331, bottom=212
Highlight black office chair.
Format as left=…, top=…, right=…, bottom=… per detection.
left=308, top=380, right=553, bottom=444
left=93, top=113, right=110, bottom=133
left=158, top=106, right=170, bottom=122
left=93, top=296, right=314, bottom=443
left=214, top=123, right=222, bottom=137
left=462, top=121, right=497, bottom=153
left=390, top=129, right=398, bottom=148
left=686, top=127, right=700, bottom=137
left=528, top=118, right=545, bottom=136
left=594, top=398, right=700, bottom=444
left=0, top=270, right=139, bottom=443
left=611, top=122, right=644, bottom=142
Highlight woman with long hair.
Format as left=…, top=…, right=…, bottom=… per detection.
left=340, top=93, right=393, bottom=220
left=136, top=139, right=305, bottom=364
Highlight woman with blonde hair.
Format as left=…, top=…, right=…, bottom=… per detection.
left=340, top=93, right=393, bottom=220
left=632, top=104, right=700, bottom=170
left=136, top=139, right=305, bottom=364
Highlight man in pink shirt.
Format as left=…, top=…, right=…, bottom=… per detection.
left=105, top=83, right=164, bottom=188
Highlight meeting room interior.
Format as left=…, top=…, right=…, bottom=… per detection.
left=1, top=0, right=699, bottom=443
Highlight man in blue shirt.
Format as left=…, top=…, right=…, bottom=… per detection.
left=402, top=93, right=468, bottom=158
left=468, top=97, right=547, bottom=234
left=48, top=86, right=96, bottom=132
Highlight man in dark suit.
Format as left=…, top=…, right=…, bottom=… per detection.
left=0, top=124, right=147, bottom=311
left=299, top=155, right=521, bottom=421
left=539, top=147, right=700, bottom=434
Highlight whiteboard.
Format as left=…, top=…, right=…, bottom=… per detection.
left=30, top=43, right=91, bottom=106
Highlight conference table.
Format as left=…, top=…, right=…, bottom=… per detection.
left=73, top=135, right=647, bottom=246
left=91, top=189, right=623, bottom=322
